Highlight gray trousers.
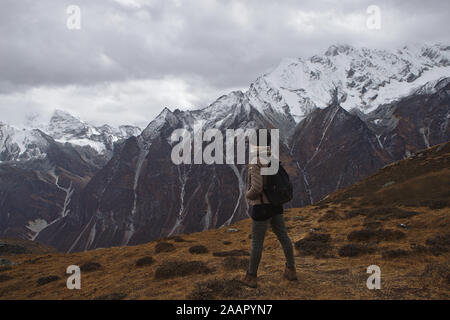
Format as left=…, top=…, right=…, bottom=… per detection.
left=248, top=213, right=295, bottom=275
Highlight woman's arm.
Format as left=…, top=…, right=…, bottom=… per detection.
left=246, top=164, right=263, bottom=200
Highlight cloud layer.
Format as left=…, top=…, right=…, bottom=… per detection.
left=0, top=0, right=449, bottom=127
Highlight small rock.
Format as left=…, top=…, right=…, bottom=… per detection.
left=226, top=228, right=239, bottom=233
left=294, top=216, right=304, bottom=221
left=80, top=262, right=102, bottom=272
left=399, top=223, right=408, bottom=229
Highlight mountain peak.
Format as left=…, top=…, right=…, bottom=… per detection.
left=249, top=43, right=450, bottom=121
left=141, top=107, right=179, bottom=141
left=324, top=44, right=355, bottom=56
left=52, top=108, right=76, bottom=117
left=50, top=109, right=85, bottom=125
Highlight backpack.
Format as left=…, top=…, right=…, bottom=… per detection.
left=262, top=163, right=293, bottom=205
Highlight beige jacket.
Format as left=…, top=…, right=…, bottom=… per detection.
left=246, top=146, right=270, bottom=206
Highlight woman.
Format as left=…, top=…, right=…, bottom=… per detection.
left=241, top=129, right=297, bottom=288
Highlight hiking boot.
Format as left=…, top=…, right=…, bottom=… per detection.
left=240, top=272, right=257, bottom=288
left=284, top=266, right=298, bottom=281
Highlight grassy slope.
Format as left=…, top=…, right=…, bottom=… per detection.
left=0, top=143, right=449, bottom=300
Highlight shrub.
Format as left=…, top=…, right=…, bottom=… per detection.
left=37, top=275, right=60, bottom=286
left=222, top=257, right=249, bottom=271
left=0, top=266, right=12, bottom=273
left=294, top=233, right=332, bottom=258
left=0, top=243, right=30, bottom=255
left=189, top=245, right=209, bottom=254
left=319, top=211, right=342, bottom=222
left=136, top=256, right=154, bottom=267
left=346, top=207, right=419, bottom=221
left=189, top=279, right=244, bottom=300
left=212, top=249, right=250, bottom=257
left=155, top=242, right=176, bottom=253
left=381, top=249, right=410, bottom=259
left=426, top=233, right=450, bottom=255
left=80, top=262, right=102, bottom=272
left=362, top=221, right=382, bottom=229
left=154, top=260, right=212, bottom=280
left=0, top=275, right=12, bottom=283
left=347, top=229, right=405, bottom=242
left=410, top=243, right=428, bottom=253
left=422, top=262, right=450, bottom=287
left=338, top=244, right=376, bottom=257
left=93, top=292, right=128, bottom=300
left=420, top=199, right=449, bottom=210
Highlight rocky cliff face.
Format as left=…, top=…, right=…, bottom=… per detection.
left=0, top=129, right=101, bottom=240
left=290, top=78, right=450, bottom=207
left=0, top=112, right=142, bottom=241
left=289, top=103, right=391, bottom=207
left=35, top=94, right=291, bottom=251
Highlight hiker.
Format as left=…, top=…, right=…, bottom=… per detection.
left=240, top=129, right=297, bottom=288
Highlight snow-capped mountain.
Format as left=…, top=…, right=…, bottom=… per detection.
left=45, top=110, right=142, bottom=155
left=135, top=43, right=450, bottom=140
left=0, top=124, right=50, bottom=162
left=247, top=43, right=449, bottom=122
left=2, top=43, right=449, bottom=252
left=0, top=110, right=142, bottom=164
left=0, top=110, right=143, bottom=241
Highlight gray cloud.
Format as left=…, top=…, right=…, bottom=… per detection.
left=0, top=0, right=449, bottom=127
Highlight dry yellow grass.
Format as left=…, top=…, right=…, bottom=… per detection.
left=0, top=203, right=448, bottom=300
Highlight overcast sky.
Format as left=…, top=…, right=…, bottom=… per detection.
left=0, top=0, right=449, bottom=127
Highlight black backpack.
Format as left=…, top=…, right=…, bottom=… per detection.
left=263, top=163, right=293, bottom=205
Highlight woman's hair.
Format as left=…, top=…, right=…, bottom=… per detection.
left=255, top=129, right=271, bottom=147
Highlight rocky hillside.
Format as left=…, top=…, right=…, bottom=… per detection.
left=0, top=142, right=448, bottom=300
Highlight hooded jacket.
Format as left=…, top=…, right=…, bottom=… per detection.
left=246, top=145, right=271, bottom=206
